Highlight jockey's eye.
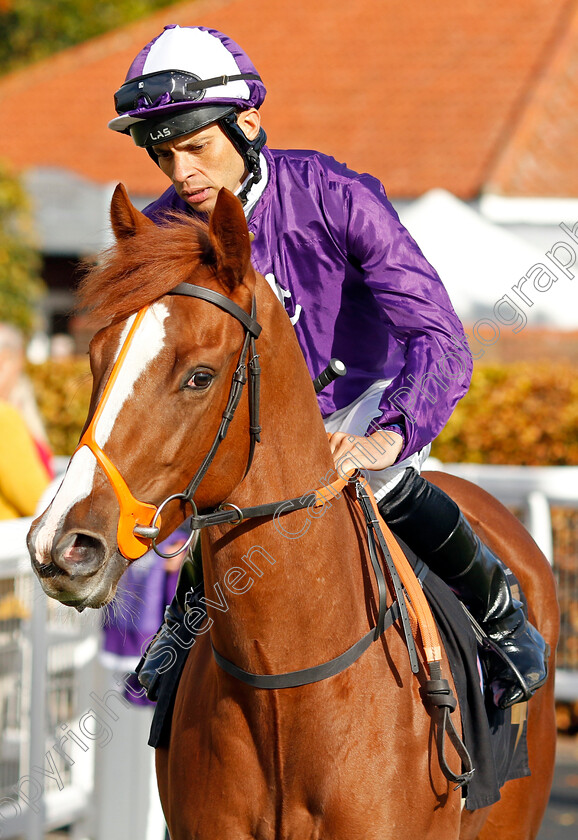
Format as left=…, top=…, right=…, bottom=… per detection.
left=185, top=369, right=214, bottom=390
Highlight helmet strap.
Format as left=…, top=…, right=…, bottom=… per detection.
left=146, top=146, right=161, bottom=167
left=219, top=112, right=267, bottom=204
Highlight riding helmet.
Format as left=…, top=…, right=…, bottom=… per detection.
left=108, top=25, right=267, bottom=194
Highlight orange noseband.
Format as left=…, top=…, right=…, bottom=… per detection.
left=75, top=307, right=159, bottom=560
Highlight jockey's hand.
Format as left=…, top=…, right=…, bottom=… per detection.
left=328, top=430, right=404, bottom=478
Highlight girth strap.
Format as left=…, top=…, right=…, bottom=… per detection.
left=212, top=603, right=401, bottom=690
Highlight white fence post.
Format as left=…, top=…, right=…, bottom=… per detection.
left=526, top=490, right=554, bottom=565
left=0, top=518, right=100, bottom=840
left=26, top=581, right=47, bottom=840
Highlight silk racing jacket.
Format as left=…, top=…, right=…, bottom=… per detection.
left=143, top=147, right=473, bottom=464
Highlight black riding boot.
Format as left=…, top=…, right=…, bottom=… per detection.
left=377, top=469, right=548, bottom=709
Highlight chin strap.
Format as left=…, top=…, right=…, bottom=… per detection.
left=219, top=113, right=267, bottom=204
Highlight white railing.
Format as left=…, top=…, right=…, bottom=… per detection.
left=426, top=461, right=578, bottom=561
left=0, top=522, right=164, bottom=840
left=0, top=523, right=99, bottom=840
left=428, top=460, right=578, bottom=698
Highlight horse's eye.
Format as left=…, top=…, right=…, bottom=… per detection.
left=186, top=370, right=213, bottom=390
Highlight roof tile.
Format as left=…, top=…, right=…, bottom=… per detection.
left=486, top=1, right=578, bottom=196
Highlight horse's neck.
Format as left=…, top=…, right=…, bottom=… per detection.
left=201, top=278, right=370, bottom=673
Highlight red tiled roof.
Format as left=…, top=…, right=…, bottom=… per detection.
left=0, top=0, right=575, bottom=199
left=486, top=1, right=578, bottom=196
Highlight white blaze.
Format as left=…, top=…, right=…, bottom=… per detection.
left=32, top=304, right=170, bottom=562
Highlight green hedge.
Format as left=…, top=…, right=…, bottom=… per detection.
left=28, top=358, right=91, bottom=456
left=28, top=358, right=578, bottom=465
left=431, top=361, right=578, bottom=466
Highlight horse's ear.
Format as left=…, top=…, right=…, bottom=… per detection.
left=208, top=188, right=252, bottom=290
left=110, top=183, right=154, bottom=240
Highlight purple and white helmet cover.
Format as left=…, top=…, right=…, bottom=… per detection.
left=108, top=25, right=266, bottom=133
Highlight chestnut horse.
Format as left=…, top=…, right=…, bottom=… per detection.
left=28, top=185, right=558, bottom=840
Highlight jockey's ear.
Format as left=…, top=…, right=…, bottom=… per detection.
left=110, top=183, right=154, bottom=240
left=208, top=188, right=252, bottom=291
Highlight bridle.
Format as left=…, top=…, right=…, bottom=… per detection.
left=75, top=278, right=427, bottom=676
left=76, top=278, right=473, bottom=786
left=75, top=281, right=261, bottom=561
left=76, top=279, right=419, bottom=665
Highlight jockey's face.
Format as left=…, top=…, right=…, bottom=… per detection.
left=150, top=109, right=261, bottom=214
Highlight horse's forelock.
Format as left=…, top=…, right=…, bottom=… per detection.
left=76, top=212, right=216, bottom=326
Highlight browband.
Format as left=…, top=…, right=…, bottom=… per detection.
left=168, top=283, right=261, bottom=337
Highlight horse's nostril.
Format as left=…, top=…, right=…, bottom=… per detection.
left=64, top=533, right=101, bottom=557
left=54, top=532, right=107, bottom=576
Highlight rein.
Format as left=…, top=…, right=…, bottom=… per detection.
left=185, top=466, right=474, bottom=788
left=211, top=478, right=421, bottom=687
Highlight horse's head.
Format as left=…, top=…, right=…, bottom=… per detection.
left=28, top=184, right=259, bottom=609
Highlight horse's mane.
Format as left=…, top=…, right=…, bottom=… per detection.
left=77, top=211, right=216, bottom=325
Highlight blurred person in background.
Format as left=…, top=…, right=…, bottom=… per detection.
left=50, top=332, right=75, bottom=360
left=0, top=323, right=51, bottom=519
left=0, top=323, right=54, bottom=478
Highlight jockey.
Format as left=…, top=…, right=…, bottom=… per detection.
left=109, top=24, right=547, bottom=709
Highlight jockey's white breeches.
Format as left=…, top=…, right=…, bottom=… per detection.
left=323, top=379, right=430, bottom=503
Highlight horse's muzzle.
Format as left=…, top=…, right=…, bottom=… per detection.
left=28, top=520, right=122, bottom=608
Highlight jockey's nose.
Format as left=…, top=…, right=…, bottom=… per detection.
left=172, top=150, right=199, bottom=184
